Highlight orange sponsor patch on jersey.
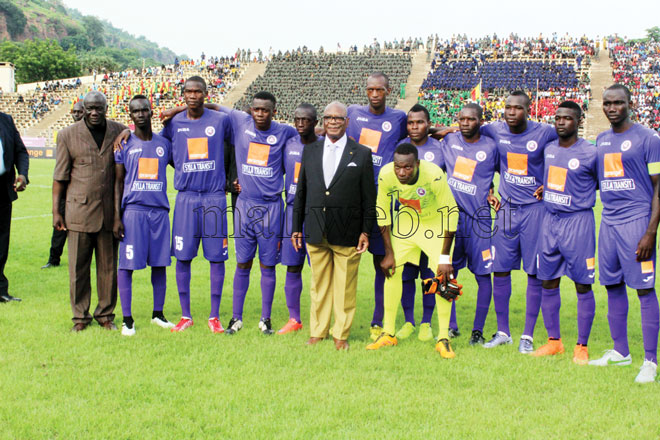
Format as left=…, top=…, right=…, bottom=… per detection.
left=603, top=153, right=624, bottom=178
left=641, top=260, right=654, bottom=274
left=507, top=152, right=528, bottom=176
left=586, top=257, right=595, bottom=270
left=294, top=162, right=301, bottom=184
left=187, top=137, right=209, bottom=160
left=547, top=166, right=568, bottom=192
left=453, top=156, right=477, bottom=182
left=247, top=142, right=270, bottom=166
left=138, top=158, right=159, bottom=180
left=482, top=248, right=492, bottom=261
left=358, top=128, right=382, bottom=153
left=223, top=238, right=228, bottom=248
left=399, top=197, right=421, bottom=213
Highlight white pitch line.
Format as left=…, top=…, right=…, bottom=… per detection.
left=12, top=214, right=51, bottom=221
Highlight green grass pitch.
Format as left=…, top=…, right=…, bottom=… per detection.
left=1, top=160, right=660, bottom=439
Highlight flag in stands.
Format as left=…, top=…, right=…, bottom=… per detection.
left=470, top=82, right=481, bottom=102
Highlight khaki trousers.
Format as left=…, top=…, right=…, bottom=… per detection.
left=68, top=229, right=118, bottom=324
left=307, top=238, right=361, bottom=340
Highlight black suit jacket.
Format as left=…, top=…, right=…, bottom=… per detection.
left=293, top=137, right=376, bottom=246
left=0, top=112, right=29, bottom=202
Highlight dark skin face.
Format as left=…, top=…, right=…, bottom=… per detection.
left=293, top=108, right=317, bottom=143
left=458, top=107, right=482, bottom=142
left=83, top=94, right=107, bottom=128
left=251, top=98, right=275, bottom=131
left=366, top=76, right=391, bottom=114
left=393, top=153, right=419, bottom=185
left=602, top=88, right=632, bottom=131
left=71, top=102, right=84, bottom=122
left=407, top=111, right=429, bottom=145
left=554, top=107, right=580, bottom=144
left=128, top=99, right=153, bottom=131
left=504, top=95, right=529, bottom=134
left=183, top=80, right=207, bottom=113
left=323, top=104, right=348, bottom=142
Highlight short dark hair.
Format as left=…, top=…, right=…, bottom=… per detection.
left=508, top=90, right=531, bottom=107
left=605, top=84, right=632, bottom=101
left=394, top=143, right=418, bottom=160
left=184, top=76, right=207, bottom=91
left=461, top=103, right=483, bottom=119
left=557, top=100, right=582, bottom=119
left=408, top=103, right=430, bottom=121
left=295, top=102, right=317, bottom=119
left=368, top=71, right=390, bottom=88
left=253, top=91, right=277, bottom=106
left=129, top=94, right=149, bottom=104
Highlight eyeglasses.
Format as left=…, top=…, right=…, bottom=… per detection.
left=323, top=116, right=346, bottom=122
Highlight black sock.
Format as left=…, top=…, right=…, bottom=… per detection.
left=152, top=310, right=165, bottom=320
left=123, top=316, right=134, bottom=328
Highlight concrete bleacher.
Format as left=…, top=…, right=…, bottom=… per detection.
left=235, top=52, right=413, bottom=122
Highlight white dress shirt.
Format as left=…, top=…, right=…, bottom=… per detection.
left=323, top=134, right=347, bottom=187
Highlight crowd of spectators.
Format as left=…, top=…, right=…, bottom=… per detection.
left=610, top=41, right=660, bottom=130
left=236, top=52, right=412, bottom=122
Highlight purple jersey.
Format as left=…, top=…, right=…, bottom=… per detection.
left=542, top=138, right=597, bottom=214
left=597, top=124, right=660, bottom=225
left=482, top=121, right=557, bottom=205
left=284, top=135, right=319, bottom=205
left=223, top=108, right=297, bottom=201
left=347, top=105, right=407, bottom=182
left=161, top=109, right=231, bottom=193
left=114, top=133, right=171, bottom=210
left=439, top=131, right=499, bottom=218
left=397, top=136, right=444, bottom=167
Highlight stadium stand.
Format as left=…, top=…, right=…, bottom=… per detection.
left=610, top=41, right=660, bottom=130
left=235, top=51, right=413, bottom=122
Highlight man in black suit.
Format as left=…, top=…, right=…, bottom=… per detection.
left=292, top=101, right=376, bottom=350
left=0, top=111, right=29, bottom=303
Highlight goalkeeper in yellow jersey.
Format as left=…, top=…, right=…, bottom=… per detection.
left=367, top=143, right=459, bottom=357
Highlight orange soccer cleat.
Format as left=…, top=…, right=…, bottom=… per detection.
left=573, top=344, right=589, bottom=365
left=532, top=339, right=565, bottom=357
left=277, top=318, right=303, bottom=335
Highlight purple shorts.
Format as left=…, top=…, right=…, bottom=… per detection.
left=119, top=207, right=171, bottom=270
left=537, top=209, right=596, bottom=284
left=492, top=201, right=544, bottom=274
left=452, top=211, right=494, bottom=276
left=402, top=253, right=435, bottom=281
left=172, top=191, right=229, bottom=262
left=281, top=204, right=306, bottom=266
left=599, top=216, right=656, bottom=289
left=234, top=196, right=283, bottom=266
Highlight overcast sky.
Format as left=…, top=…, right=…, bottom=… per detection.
left=63, top=0, right=657, bottom=58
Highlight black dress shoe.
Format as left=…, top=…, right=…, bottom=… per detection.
left=0, top=294, right=21, bottom=302
left=41, top=262, right=59, bottom=269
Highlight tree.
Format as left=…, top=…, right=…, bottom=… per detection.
left=61, top=34, right=91, bottom=52
left=0, top=0, right=26, bottom=38
left=646, top=26, right=660, bottom=43
left=82, top=16, right=105, bottom=47
left=13, top=39, right=80, bottom=83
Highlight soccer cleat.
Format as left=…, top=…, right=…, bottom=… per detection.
left=151, top=316, right=175, bottom=329
left=532, top=339, right=565, bottom=357
left=395, top=322, right=415, bottom=340
left=225, top=318, right=243, bottom=335
left=121, top=322, right=135, bottom=336
left=370, top=325, right=383, bottom=341
left=366, top=333, right=397, bottom=350
left=418, top=323, right=434, bottom=341
left=635, top=360, right=658, bottom=383
left=518, top=336, right=534, bottom=354
left=588, top=349, right=632, bottom=366
left=171, top=317, right=193, bottom=333
left=469, top=330, right=485, bottom=346
left=483, top=331, right=513, bottom=348
left=448, top=328, right=461, bottom=338
left=278, top=318, right=303, bottom=335
left=258, top=318, right=274, bottom=335
left=207, top=317, right=225, bottom=334
left=573, top=345, right=589, bottom=365
left=435, top=338, right=456, bottom=359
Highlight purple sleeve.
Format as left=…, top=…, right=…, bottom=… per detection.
left=114, top=145, right=124, bottom=164
left=645, top=131, right=660, bottom=173
left=160, top=123, right=171, bottom=142
left=398, top=114, right=407, bottom=141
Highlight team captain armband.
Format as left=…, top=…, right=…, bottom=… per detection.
left=648, top=162, right=660, bottom=175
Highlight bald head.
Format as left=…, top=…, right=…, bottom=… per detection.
left=71, top=101, right=84, bottom=122
left=324, top=101, right=347, bottom=117
left=83, top=91, right=107, bottom=127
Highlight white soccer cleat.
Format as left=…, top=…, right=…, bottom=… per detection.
left=588, top=349, right=632, bottom=367
left=151, top=317, right=175, bottom=329
left=121, top=323, right=136, bottom=336
left=483, top=331, right=513, bottom=348
left=518, top=335, right=534, bottom=354
left=634, top=360, right=658, bottom=384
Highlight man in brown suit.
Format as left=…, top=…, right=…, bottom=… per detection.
left=53, top=91, right=127, bottom=331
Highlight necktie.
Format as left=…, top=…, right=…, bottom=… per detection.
left=323, top=143, right=337, bottom=188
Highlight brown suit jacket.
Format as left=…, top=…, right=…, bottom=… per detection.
left=53, top=119, right=126, bottom=233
